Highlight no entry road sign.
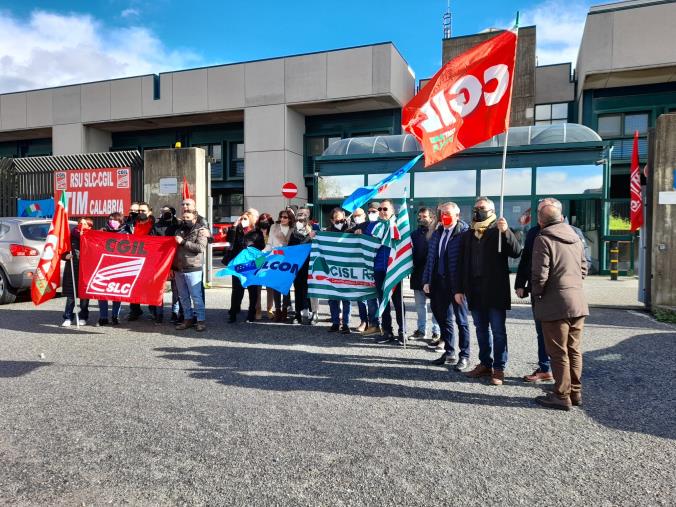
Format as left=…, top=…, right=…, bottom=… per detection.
left=282, top=182, right=298, bottom=199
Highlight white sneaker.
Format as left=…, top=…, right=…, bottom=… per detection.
left=61, top=319, right=72, bottom=327
left=79, top=320, right=87, bottom=326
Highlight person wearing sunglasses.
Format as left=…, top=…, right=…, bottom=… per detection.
left=265, top=208, right=296, bottom=322
left=363, top=199, right=406, bottom=343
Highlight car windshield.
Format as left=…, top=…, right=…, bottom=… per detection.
left=20, top=223, right=51, bottom=241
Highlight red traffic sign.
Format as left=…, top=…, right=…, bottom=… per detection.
left=282, top=182, right=298, bottom=199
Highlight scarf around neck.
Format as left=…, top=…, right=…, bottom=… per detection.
left=472, top=214, right=497, bottom=239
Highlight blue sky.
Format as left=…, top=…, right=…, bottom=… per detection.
left=0, top=0, right=594, bottom=93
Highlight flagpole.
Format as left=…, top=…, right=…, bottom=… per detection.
left=401, top=191, right=408, bottom=349
left=498, top=13, right=520, bottom=253
left=69, top=256, right=80, bottom=328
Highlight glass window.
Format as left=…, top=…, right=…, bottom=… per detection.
left=536, top=165, right=603, bottom=195
left=535, top=104, right=551, bottom=121
left=20, top=223, right=50, bottom=241
left=328, top=136, right=341, bottom=146
left=480, top=168, right=532, bottom=196
left=367, top=173, right=411, bottom=198
left=414, top=170, right=476, bottom=198
left=551, top=103, right=568, bottom=120
left=597, top=115, right=621, bottom=137
left=624, top=113, right=649, bottom=136
left=306, top=137, right=325, bottom=157
left=229, top=142, right=244, bottom=178
left=319, top=175, right=364, bottom=200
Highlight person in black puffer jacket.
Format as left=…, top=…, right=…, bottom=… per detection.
left=224, top=211, right=265, bottom=323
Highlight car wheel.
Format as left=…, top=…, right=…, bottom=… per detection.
left=0, top=269, right=17, bottom=304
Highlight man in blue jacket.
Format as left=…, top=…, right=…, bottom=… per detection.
left=423, top=202, right=471, bottom=370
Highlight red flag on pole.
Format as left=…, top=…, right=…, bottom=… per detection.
left=31, top=191, right=71, bottom=305
left=182, top=176, right=191, bottom=200
left=630, top=130, right=644, bottom=232
left=402, top=29, right=517, bottom=167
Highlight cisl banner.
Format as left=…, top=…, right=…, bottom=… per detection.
left=54, top=167, right=131, bottom=217
left=79, top=231, right=176, bottom=305
left=402, top=29, right=517, bottom=166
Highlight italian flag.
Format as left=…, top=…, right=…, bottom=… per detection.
left=372, top=198, right=413, bottom=317
left=31, top=191, right=70, bottom=305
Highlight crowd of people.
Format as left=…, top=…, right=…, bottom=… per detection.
left=60, top=195, right=589, bottom=411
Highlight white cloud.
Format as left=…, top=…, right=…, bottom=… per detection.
left=120, top=8, right=140, bottom=18
left=519, top=0, right=590, bottom=65
left=0, top=10, right=204, bottom=93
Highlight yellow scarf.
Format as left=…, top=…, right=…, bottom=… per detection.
left=472, top=214, right=497, bottom=239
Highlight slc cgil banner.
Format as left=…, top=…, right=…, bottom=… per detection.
left=78, top=231, right=176, bottom=306
left=54, top=167, right=132, bottom=217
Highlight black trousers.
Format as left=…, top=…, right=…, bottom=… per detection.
left=230, top=277, right=258, bottom=319
left=293, top=266, right=309, bottom=319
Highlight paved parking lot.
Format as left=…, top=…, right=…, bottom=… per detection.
left=0, top=291, right=674, bottom=506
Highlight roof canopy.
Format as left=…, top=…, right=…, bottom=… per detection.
left=321, top=124, right=602, bottom=156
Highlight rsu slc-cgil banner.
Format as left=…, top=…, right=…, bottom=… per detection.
left=54, top=167, right=132, bottom=217
left=78, top=231, right=176, bottom=306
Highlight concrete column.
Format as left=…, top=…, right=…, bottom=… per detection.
left=84, top=126, right=112, bottom=153
left=52, top=123, right=85, bottom=155
left=243, top=105, right=307, bottom=214
left=651, top=113, right=676, bottom=308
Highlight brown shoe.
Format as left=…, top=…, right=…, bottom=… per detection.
left=362, top=326, right=382, bottom=337
left=465, top=364, right=493, bottom=378
left=536, top=393, right=572, bottom=411
left=490, top=370, right=505, bottom=386
left=523, top=368, right=554, bottom=383
left=356, top=322, right=367, bottom=333
left=175, top=319, right=194, bottom=330
left=570, top=392, right=582, bottom=406
left=195, top=321, right=206, bottom=332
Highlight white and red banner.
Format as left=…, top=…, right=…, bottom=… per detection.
left=54, top=168, right=131, bottom=217
left=79, top=231, right=176, bottom=305
left=402, top=29, right=517, bottom=167
left=630, top=131, right=644, bottom=232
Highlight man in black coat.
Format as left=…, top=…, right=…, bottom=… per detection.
left=409, top=207, right=440, bottom=341
left=455, top=197, right=522, bottom=386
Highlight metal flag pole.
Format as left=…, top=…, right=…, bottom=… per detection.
left=400, top=191, right=408, bottom=350
left=69, top=255, right=80, bottom=328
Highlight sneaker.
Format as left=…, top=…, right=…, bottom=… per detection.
left=465, top=364, right=493, bottom=379
left=430, top=332, right=440, bottom=342
left=426, top=338, right=442, bottom=350
left=490, top=370, right=505, bottom=386
left=96, top=319, right=109, bottom=327
left=375, top=333, right=396, bottom=344
left=328, top=324, right=340, bottom=332
left=410, top=329, right=425, bottom=339
left=340, top=325, right=351, bottom=334
left=523, top=368, right=554, bottom=383
left=195, top=321, right=207, bottom=332
left=535, top=393, right=572, bottom=411
left=61, top=319, right=72, bottom=327
left=362, top=326, right=382, bottom=337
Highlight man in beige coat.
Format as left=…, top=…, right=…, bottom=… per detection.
left=531, top=204, right=589, bottom=411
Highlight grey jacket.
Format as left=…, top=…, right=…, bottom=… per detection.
left=532, top=222, right=589, bottom=321
left=172, top=222, right=209, bottom=272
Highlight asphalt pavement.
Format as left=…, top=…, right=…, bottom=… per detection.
left=0, top=291, right=674, bottom=506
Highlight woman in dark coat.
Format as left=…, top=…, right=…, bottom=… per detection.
left=61, top=217, right=93, bottom=326
left=96, top=212, right=124, bottom=326
left=225, top=211, right=266, bottom=323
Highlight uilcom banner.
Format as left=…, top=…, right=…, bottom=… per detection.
left=54, top=167, right=132, bottom=217
left=79, top=231, right=176, bottom=305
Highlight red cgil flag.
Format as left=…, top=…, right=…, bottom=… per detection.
left=182, top=176, right=191, bottom=200
left=630, top=131, right=644, bottom=232
left=402, top=29, right=518, bottom=167
left=31, top=191, right=71, bottom=305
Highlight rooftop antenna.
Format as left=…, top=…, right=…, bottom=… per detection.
left=443, top=0, right=452, bottom=38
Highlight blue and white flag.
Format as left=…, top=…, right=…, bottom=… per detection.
left=216, top=244, right=311, bottom=295
left=341, top=154, right=422, bottom=213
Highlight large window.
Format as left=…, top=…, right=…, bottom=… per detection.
left=305, top=136, right=342, bottom=175
left=367, top=173, right=411, bottom=198
left=597, top=112, right=649, bottom=159
left=536, top=165, right=603, bottom=195
left=480, top=168, right=532, bottom=196
left=318, top=175, right=364, bottom=200
left=196, top=143, right=223, bottom=181
left=414, top=170, right=476, bottom=198
left=535, top=103, right=569, bottom=125
left=229, top=142, right=244, bottom=178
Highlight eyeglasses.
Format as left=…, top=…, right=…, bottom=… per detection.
left=378, top=207, right=389, bottom=212
left=280, top=215, right=289, bottom=219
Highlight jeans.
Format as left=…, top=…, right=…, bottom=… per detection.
left=329, top=299, right=352, bottom=326
left=471, top=307, right=508, bottom=371
left=430, top=282, right=470, bottom=359
left=63, top=297, right=90, bottom=321
left=98, top=300, right=121, bottom=320
left=171, top=278, right=181, bottom=316
left=366, top=298, right=380, bottom=327
left=533, top=305, right=551, bottom=373
left=174, top=270, right=206, bottom=321
left=374, top=270, right=404, bottom=334
left=413, top=289, right=440, bottom=335
left=357, top=300, right=368, bottom=323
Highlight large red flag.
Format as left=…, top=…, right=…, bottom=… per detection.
left=31, top=191, right=71, bottom=305
left=630, top=130, right=644, bottom=232
left=402, top=29, right=518, bottom=167
left=78, top=231, right=177, bottom=306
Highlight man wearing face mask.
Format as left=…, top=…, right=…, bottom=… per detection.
left=125, top=202, right=140, bottom=226
left=455, top=197, right=522, bottom=385
left=324, top=208, right=352, bottom=333
left=410, top=207, right=440, bottom=342
left=423, top=203, right=470, bottom=370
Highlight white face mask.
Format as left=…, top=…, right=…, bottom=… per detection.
left=353, top=215, right=366, bottom=225
left=334, top=222, right=344, bottom=230
left=240, top=218, right=250, bottom=228
left=295, top=221, right=305, bottom=231
left=368, top=212, right=378, bottom=222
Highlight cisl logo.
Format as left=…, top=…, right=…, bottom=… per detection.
left=86, top=254, right=145, bottom=297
